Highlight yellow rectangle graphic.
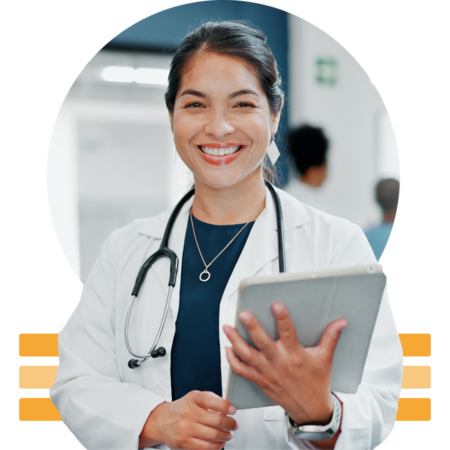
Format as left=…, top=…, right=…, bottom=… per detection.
left=19, top=398, right=61, bottom=421
left=17, top=366, right=58, bottom=397
left=402, top=365, right=450, bottom=397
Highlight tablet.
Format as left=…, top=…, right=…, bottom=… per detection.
left=226, top=264, right=386, bottom=409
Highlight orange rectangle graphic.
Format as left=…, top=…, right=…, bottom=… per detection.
left=18, top=397, right=61, bottom=446
left=18, top=333, right=58, bottom=365
left=399, top=333, right=450, bottom=358
left=396, top=397, right=450, bottom=422
left=402, top=366, right=431, bottom=389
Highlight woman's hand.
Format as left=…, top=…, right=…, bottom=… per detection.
left=223, top=302, right=347, bottom=426
left=139, top=391, right=238, bottom=450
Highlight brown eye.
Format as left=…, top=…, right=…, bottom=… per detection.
left=186, top=102, right=204, bottom=108
left=235, top=102, right=254, bottom=108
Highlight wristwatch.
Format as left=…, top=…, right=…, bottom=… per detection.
left=286, top=394, right=341, bottom=441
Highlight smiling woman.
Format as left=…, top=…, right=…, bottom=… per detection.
left=50, top=21, right=402, bottom=450
left=165, top=21, right=283, bottom=190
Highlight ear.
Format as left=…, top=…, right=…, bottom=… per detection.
left=168, top=111, right=174, bottom=133
left=270, top=97, right=284, bottom=135
left=165, top=98, right=174, bottom=133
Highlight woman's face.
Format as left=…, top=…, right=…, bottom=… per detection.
left=169, top=52, right=282, bottom=190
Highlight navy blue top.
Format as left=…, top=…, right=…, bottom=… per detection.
left=171, top=215, right=254, bottom=401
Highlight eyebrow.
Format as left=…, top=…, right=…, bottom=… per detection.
left=180, top=89, right=208, bottom=98
left=228, top=89, right=259, bottom=99
left=179, top=89, right=260, bottom=99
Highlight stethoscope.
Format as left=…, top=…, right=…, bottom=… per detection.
left=125, top=181, right=285, bottom=369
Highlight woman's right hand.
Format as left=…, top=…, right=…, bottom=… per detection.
left=139, top=391, right=238, bottom=449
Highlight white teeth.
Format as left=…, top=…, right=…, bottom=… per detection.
left=200, top=145, right=241, bottom=156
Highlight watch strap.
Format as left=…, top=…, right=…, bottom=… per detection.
left=286, top=393, right=341, bottom=441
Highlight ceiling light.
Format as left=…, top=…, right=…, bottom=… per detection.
left=101, top=66, right=135, bottom=83
left=135, top=68, right=169, bottom=86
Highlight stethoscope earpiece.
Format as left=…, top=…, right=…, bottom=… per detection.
left=128, top=359, right=140, bottom=369
left=151, top=347, right=166, bottom=358
left=128, top=347, right=166, bottom=369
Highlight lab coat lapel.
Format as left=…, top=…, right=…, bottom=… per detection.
left=221, top=187, right=311, bottom=301
left=221, top=187, right=288, bottom=302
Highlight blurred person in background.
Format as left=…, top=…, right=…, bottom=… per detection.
left=284, top=125, right=331, bottom=213
left=365, top=178, right=400, bottom=260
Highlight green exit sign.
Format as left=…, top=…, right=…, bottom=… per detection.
left=316, top=58, right=338, bottom=86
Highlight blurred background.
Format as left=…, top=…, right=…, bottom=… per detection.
left=48, top=0, right=400, bottom=282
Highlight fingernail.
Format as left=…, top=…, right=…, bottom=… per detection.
left=239, top=312, right=251, bottom=324
left=272, top=303, right=283, bottom=314
left=223, top=325, right=232, bottom=335
left=228, top=405, right=236, bottom=414
left=235, top=422, right=239, bottom=430
left=338, top=321, right=348, bottom=332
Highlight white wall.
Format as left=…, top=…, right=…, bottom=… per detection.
left=376, top=109, right=400, bottom=180
left=78, top=106, right=173, bottom=281
left=288, top=15, right=399, bottom=228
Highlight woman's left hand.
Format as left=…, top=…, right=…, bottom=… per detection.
left=223, top=302, right=347, bottom=426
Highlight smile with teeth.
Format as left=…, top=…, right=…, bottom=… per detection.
left=199, top=145, right=242, bottom=156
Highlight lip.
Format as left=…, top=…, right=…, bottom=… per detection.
left=197, top=143, right=246, bottom=166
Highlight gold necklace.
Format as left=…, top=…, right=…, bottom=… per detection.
left=190, top=211, right=251, bottom=282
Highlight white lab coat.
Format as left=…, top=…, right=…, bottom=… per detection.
left=50, top=187, right=403, bottom=450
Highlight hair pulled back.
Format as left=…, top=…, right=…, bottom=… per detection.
left=165, top=21, right=284, bottom=182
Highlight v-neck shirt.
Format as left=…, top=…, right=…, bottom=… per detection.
left=170, top=215, right=254, bottom=401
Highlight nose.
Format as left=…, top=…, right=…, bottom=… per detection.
left=203, top=109, right=236, bottom=138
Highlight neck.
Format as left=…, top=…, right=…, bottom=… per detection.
left=191, top=169, right=266, bottom=225
left=299, top=164, right=326, bottom=187
left=383, top=211, right=396, bottom=223
left=299, top=176, right=312, bottom=187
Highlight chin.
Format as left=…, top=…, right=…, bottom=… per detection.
left=191, top=160, right=263, bottom=191
left=195, top=170, right=242, bottom=191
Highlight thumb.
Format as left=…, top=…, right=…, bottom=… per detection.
left=318, top=319, right=348, bottom=359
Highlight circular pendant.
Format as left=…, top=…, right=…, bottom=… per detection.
left=199, top=269, right=211, bottom=282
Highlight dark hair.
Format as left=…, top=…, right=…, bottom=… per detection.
left=286, top=125, right=329, bottom=175
left=376, top=178, right=400, bottom=212
left=165, top=20, right=284, bottom=182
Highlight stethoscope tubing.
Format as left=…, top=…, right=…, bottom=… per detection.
left=125, top=286, right=174, bottom=361
left=266, top=181, right=285, bottom=273
left=125, top=181, right=284, bottom=368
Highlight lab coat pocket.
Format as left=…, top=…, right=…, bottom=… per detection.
left=263, top=405, right=285, bottom=421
